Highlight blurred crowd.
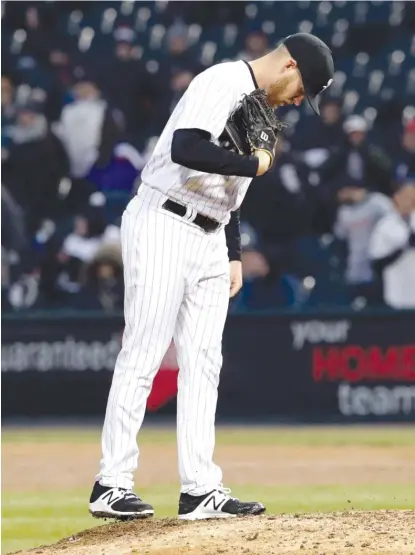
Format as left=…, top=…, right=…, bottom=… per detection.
left=2, top=1, right=415, bottom=313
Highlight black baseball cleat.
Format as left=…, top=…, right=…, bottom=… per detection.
left=89, top=481, right=154, bottom=520
left=178, top=487, right=266, bottom=520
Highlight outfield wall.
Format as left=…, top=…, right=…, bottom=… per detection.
left=2, top=310, right=415, bottom=422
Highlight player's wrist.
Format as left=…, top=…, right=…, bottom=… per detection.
left=254, top=149, right=273, bottom=176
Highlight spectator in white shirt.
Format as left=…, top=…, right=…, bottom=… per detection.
left=334, top=178, right=393, bottom=304
left=53, top=72, right=122, bottom=180
left=369, top=178, right=415, bottom=309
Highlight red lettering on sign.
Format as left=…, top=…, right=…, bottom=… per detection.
left=312, top=345, right=415, bottom=382
left=312, top=348, right=341, bottom=381
left=341, top=345, right=366, bottom=382
left=367, top=347, right=398, bottom=380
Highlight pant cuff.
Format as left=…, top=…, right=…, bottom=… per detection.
left=180, top=485, right=217, bottom=496
left=97, top=475, right=134, bottom=490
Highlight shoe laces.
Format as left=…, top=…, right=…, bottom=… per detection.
left=217, top=484, right=232, bottom=496
left=120, top=488, right=141, bottom=501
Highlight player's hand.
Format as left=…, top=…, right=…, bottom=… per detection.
left=254, top=149, right=273, bottom=176
left=229, top=260, right=243, bottom=298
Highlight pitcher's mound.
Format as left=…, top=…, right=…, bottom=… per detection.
left=15, top=510, right=415, bottom=555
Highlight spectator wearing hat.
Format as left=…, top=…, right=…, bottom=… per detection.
left=156, top=21, right=203, bottom=124
left=159, top=19, right=200, bottom=74
left=228, top=222, right=273, bottom=312
left=44, top=37, right=79, bottom=122
left=113, top=26, right=139, bottom=60
left=164, top=20, right=203, bottom=80
left=319, top=115, right=393, bottom=195
left=97, top=26, right=159, bottom=141
left=20, top=5, right=51, bottom=65
left=239, top=223, right=270, bottom=281
left=334, top=177, right=393, bottom=305
left=369, top=178, right=415, bottom=309
left=230, top=221, right=304, bottom=312
left=71, top=243, right=124, bottom=312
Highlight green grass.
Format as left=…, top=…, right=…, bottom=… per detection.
left=2, top=425, right=415, bottom=554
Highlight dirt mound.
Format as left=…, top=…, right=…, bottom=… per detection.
left=13, top=510, right=415, bottom=555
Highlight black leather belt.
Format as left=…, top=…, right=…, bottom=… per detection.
left=162, top=199, right=220, bottom=233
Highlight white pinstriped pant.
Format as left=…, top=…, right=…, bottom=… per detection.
left=97, top=185, right=230, bottom=494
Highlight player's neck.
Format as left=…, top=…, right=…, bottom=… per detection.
left=248, top=52, right=284, bottom=91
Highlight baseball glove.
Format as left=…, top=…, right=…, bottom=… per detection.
left=224, top=89, right=289, bottom=165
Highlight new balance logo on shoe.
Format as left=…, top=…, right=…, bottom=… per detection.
left=203, top=492, right=227, bottom=511
left=101, top=490, right=123, bottom=506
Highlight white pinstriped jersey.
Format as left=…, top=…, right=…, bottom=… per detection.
left=141, top=61, right=258, bottom=225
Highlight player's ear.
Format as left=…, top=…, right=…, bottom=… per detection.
left=286, top=58, right=298, bottom=70
left=281, top=58, right=297, bottom=72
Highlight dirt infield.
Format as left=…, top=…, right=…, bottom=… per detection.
left=4, top=442, right=415, bottom=491
left=14, top=511, right=415, bottom=555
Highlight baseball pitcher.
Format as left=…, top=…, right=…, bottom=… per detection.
left=89, top=32, right=334, bottom=521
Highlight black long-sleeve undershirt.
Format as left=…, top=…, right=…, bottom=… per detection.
left=225, top=209, right=241, bottom=261
left=171, top=128, right=258, bottom=177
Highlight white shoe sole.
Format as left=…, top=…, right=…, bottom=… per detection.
left=89, top=500, right=154, bottom=520
left=179, top=511, right=236, bottom=521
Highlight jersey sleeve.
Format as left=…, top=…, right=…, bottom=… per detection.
left=174, top=65, right=239, bottom=140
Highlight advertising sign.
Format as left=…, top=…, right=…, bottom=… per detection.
left=2, top=311, right=414, bottom=421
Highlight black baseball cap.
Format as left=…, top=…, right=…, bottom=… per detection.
left=283, top=33, right=334, bottom=116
